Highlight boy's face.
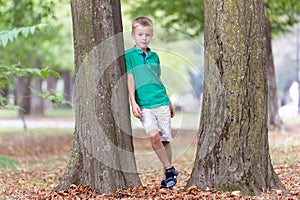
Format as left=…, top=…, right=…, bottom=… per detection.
left=131, top=24, right=153, bottom=51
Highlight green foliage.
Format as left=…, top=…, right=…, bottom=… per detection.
left=123, top=0, right=204, bottom=37
left=124, top=0, right=299, bottom=37
left=0, top=64, right=65, bottom=108
left=0, top=0, right=55, bottom=27
left=26, top=66, right=61, bottom=80
left=265, top=0, right=300, bottom=34
left=0, top=0, right=71, bottom=71
left=0, top=0, right=73, bottom=110
left=0, top=24, right=47, bottom=47
left=0, top=156, right=18, bottom=170
left=31, top=88, right=71, bottom=108
left=0, top=0, right=73, bottom=71
left=0, top=64, right=60, bottom=85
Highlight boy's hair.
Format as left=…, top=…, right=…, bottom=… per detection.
left=132, top=16, right=153, bottom=32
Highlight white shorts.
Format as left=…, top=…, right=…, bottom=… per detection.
left=140, top=105, right=172, bottom=142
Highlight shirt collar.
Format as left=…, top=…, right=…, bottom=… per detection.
left=133, top=45, right=152, bottom=56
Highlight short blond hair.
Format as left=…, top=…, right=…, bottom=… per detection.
left=132, top=16, right=153, bottom=32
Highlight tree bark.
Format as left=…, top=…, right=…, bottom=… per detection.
left=187, top=0, right=284, bottom=195
left=56, top=0, right=141, bottom=193
left=265, top=18, right=283, bottom=130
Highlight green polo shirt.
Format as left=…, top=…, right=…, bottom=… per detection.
left=125, top=46, right=170, bottom=108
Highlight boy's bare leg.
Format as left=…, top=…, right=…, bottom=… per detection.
left=149, top=131, right=172, bottom=169
left=162, top=141, right=172, bottom=164
left=161, top=141, right=172, bottom=179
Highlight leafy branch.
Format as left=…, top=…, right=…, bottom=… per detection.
left=0, top=24, right=71, bottom=110
left=30, top=88, right=72, bottom=109
left=0, top=65, right=64, bottom=108
left=0, top=24, right=47, bottom=47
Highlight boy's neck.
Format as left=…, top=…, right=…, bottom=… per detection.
left=136, top=46, right=149, bottom=54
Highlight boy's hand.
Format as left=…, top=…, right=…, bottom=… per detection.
left=132, top=103, right=142, bottom=119
left=170, top=104, right=175, bottom=118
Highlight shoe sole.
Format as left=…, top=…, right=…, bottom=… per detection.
left=160, top=185, right=173, bottom=190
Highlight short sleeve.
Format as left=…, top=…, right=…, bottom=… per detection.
left=125, top=53, right=133, bottom=74
left=156, top=54, right=161, bottom=76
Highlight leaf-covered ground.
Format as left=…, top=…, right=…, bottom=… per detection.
left=0, top=124, right=299, bottom=199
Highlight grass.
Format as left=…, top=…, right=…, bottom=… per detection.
left=0, top=108, right=74, bottom=119
left=0, top=128, right=26, bottom=135
left=0, top=127, right=73, bottom=136
left=0, top=157, right=19, bottom=170
left=44, top=109, right=73, bottom=118
left=0, top=109, right=18, bottom=118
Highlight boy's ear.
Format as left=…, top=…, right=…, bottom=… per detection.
left=131, top=31, right=135, bottom=38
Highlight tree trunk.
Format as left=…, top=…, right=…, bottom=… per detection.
left=266, top=18, right=283, bottom=130
left=56, top=0, right=141, bottom=193
left=44, top=74, right=58, bottom=110
left=0, top=87, right=9, bottom=106
left=17, top=75, right=31, bottom=117
left=30, top=78, right=44, bottom=116
left=187, top=0, right=284, bottom=195
left=61, top=70, right=73, bottom=109
left=297, top=24, right=300, bottom=113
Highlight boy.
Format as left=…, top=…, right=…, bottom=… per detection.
left=125, top=16, right=178, bottom=189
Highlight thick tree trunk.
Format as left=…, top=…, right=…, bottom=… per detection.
left=17, top=75, right=31, bottom=117
left=187, top=0, right=284, bottom=195
left=30, top=78, right=44, bottom=116
left=56, top=0, right=141, bottom=193
left=266, top=18, right=283, bottom=130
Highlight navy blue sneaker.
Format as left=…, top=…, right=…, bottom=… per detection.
left=160, top=179, right=173, bottom=190
left=164, top=166, right=178, bottom=188
left=160, top=179, right=167, bottom=189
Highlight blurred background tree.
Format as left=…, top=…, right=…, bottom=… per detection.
left=264, top=0, right=300, bottom=128
left=0, top=0, right=73, bottom=117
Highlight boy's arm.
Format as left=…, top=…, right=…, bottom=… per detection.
left=169, top=102, right=175, bottom=118
left=127, top=74, right=141, bottom=119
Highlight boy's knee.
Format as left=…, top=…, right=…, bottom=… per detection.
left=162, top=141, right=170, bottom=146
left=149, top=132, right=160, bottom=144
